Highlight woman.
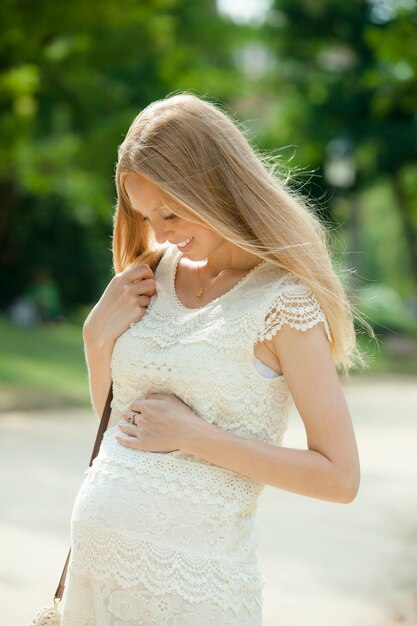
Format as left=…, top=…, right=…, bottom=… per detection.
left=61, top=93, right=363, bottom=625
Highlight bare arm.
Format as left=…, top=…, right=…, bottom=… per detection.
left=182, top=323, right=360, bottom=503
left=83, top=263, right=156, bottom=418
left=82, top=329, right=114, bottom=420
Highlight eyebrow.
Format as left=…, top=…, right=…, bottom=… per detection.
left=140, top=200, right=165, bottom=218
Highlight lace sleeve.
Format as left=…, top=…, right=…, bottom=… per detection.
left=256, top=276, right=332, bottom=344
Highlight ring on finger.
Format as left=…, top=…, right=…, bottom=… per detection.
left=131, top=410, right=141, bottom=425
left=130, top=412, right=137, bottom=426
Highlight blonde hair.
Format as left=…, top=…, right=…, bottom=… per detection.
left=114, top=93, right=371, bottom=375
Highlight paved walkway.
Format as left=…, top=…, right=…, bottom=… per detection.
left=1, top=377, right=416, bottom=625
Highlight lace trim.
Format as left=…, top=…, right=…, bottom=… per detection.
left=92, top=430, right=264, bottom=513
left=62, top=571, right=263, bottom=626
left=128, top=307, right=229, bottom=344
left=62, top=572, right=262, bottom=626
left=69, top=522, right=265, bottom=614
left=257, top=275, right=332, bottom=343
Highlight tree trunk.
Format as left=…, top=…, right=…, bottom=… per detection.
left=0, top=178, right=16, bottom=264
left=391, top=173, right=417, bottom=291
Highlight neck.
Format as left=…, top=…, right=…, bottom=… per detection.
left=197, top=242, right=261, bottom=279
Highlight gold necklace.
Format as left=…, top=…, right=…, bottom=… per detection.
left=195, top=258, right=265, bottom=301
left=196, top=265, right=219, bottom=301
left=195, top=264, right=242, bottom=301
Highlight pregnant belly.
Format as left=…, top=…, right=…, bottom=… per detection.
left=71, top=425, right=263, bottom=560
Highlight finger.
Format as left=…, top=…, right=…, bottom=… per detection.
left=121, top=410, right=139, bottom=422
left=135, top=278, right=156, bottom=296
left=116, top=434, right=140, bottom=449
left=130, top=399, right=147, bottom=413
left=125, top=263, right=154, bottom=282
left=117, top=423, right=139, bottom=436
left=137, top=295, right=151, bottom=308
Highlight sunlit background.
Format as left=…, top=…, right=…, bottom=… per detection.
left=1, top=0, right=417, bottom=408
left=1, top=1, right=417, bottom=625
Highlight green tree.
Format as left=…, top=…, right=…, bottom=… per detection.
left=0, top=0, right=241, bottom=309
left=262, top=0, right=417, bottom=287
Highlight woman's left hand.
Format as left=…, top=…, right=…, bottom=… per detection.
left=116, top=393, right=204, bottom=453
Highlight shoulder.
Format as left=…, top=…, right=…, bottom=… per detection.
left=254, top=265, right=332, bottom=345
left=262, top=272, right=336, bottom=389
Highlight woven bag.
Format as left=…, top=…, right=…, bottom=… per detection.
left=30, top=602, right=62, bottom=625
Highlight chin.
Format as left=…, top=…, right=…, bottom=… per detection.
left=182, top=251, right=203, bottom=263
left=178, top=244, right=204, bottom=261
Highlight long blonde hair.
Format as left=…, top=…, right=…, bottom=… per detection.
left=114, top=93, right=371, bottom=374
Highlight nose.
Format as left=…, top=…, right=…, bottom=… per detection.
left=152, top=223, right=173, bottom=244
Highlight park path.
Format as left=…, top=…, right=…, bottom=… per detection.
left=0, top=377, right=416, bottom=625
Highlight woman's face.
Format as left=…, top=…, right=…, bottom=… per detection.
left=124, top=172, right=225, bottom=260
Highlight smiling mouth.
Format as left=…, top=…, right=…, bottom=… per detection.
left=175, top=237, right=194, bottom=250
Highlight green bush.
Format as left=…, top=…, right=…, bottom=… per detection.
left=355, top=284, right=417, bottom=336
left=0, top=315, right=90, bottom=410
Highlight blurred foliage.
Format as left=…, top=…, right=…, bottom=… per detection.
left=0, top=0, right=417, bottom=386
left=257, top=0, right=417, bottom=285
left=259, top=1, right=417, bottom=176
left=0, top=0, right=242, bottom=309
left=357, top=180, right=413, bottom=295
left=355, top=283, right=417, bottom=335
left=0, top=315, right=89, bottom=409
left=354, top=332, right=417, bottom=377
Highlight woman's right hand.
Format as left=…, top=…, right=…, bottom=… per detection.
left=83, top=263, right=156, bottom=348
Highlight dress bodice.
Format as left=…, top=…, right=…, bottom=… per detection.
left=110, top=244, right=332, bottom=447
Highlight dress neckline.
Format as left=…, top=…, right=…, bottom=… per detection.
left=169, top=246, right=268, bottom=311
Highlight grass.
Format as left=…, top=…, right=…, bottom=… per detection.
left=0, top=315, right=90, bottom=411
left=0, top=315, right=416, bottom=412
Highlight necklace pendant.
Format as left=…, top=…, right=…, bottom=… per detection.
left=196, top=287, right=204, bottom=301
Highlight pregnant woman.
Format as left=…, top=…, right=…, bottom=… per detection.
left=61, top=93, right=362, bottom=625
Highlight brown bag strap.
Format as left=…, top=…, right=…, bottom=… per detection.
left=54, top=383, right=113, bottom=603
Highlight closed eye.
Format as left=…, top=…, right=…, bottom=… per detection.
left=142, top=214, right=177, bottom=222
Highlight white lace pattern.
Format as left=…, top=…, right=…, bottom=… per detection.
left=61, top=245, right=331, bottom=625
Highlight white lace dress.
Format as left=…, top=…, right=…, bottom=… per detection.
left=61, top=245, right=332, bottom=626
